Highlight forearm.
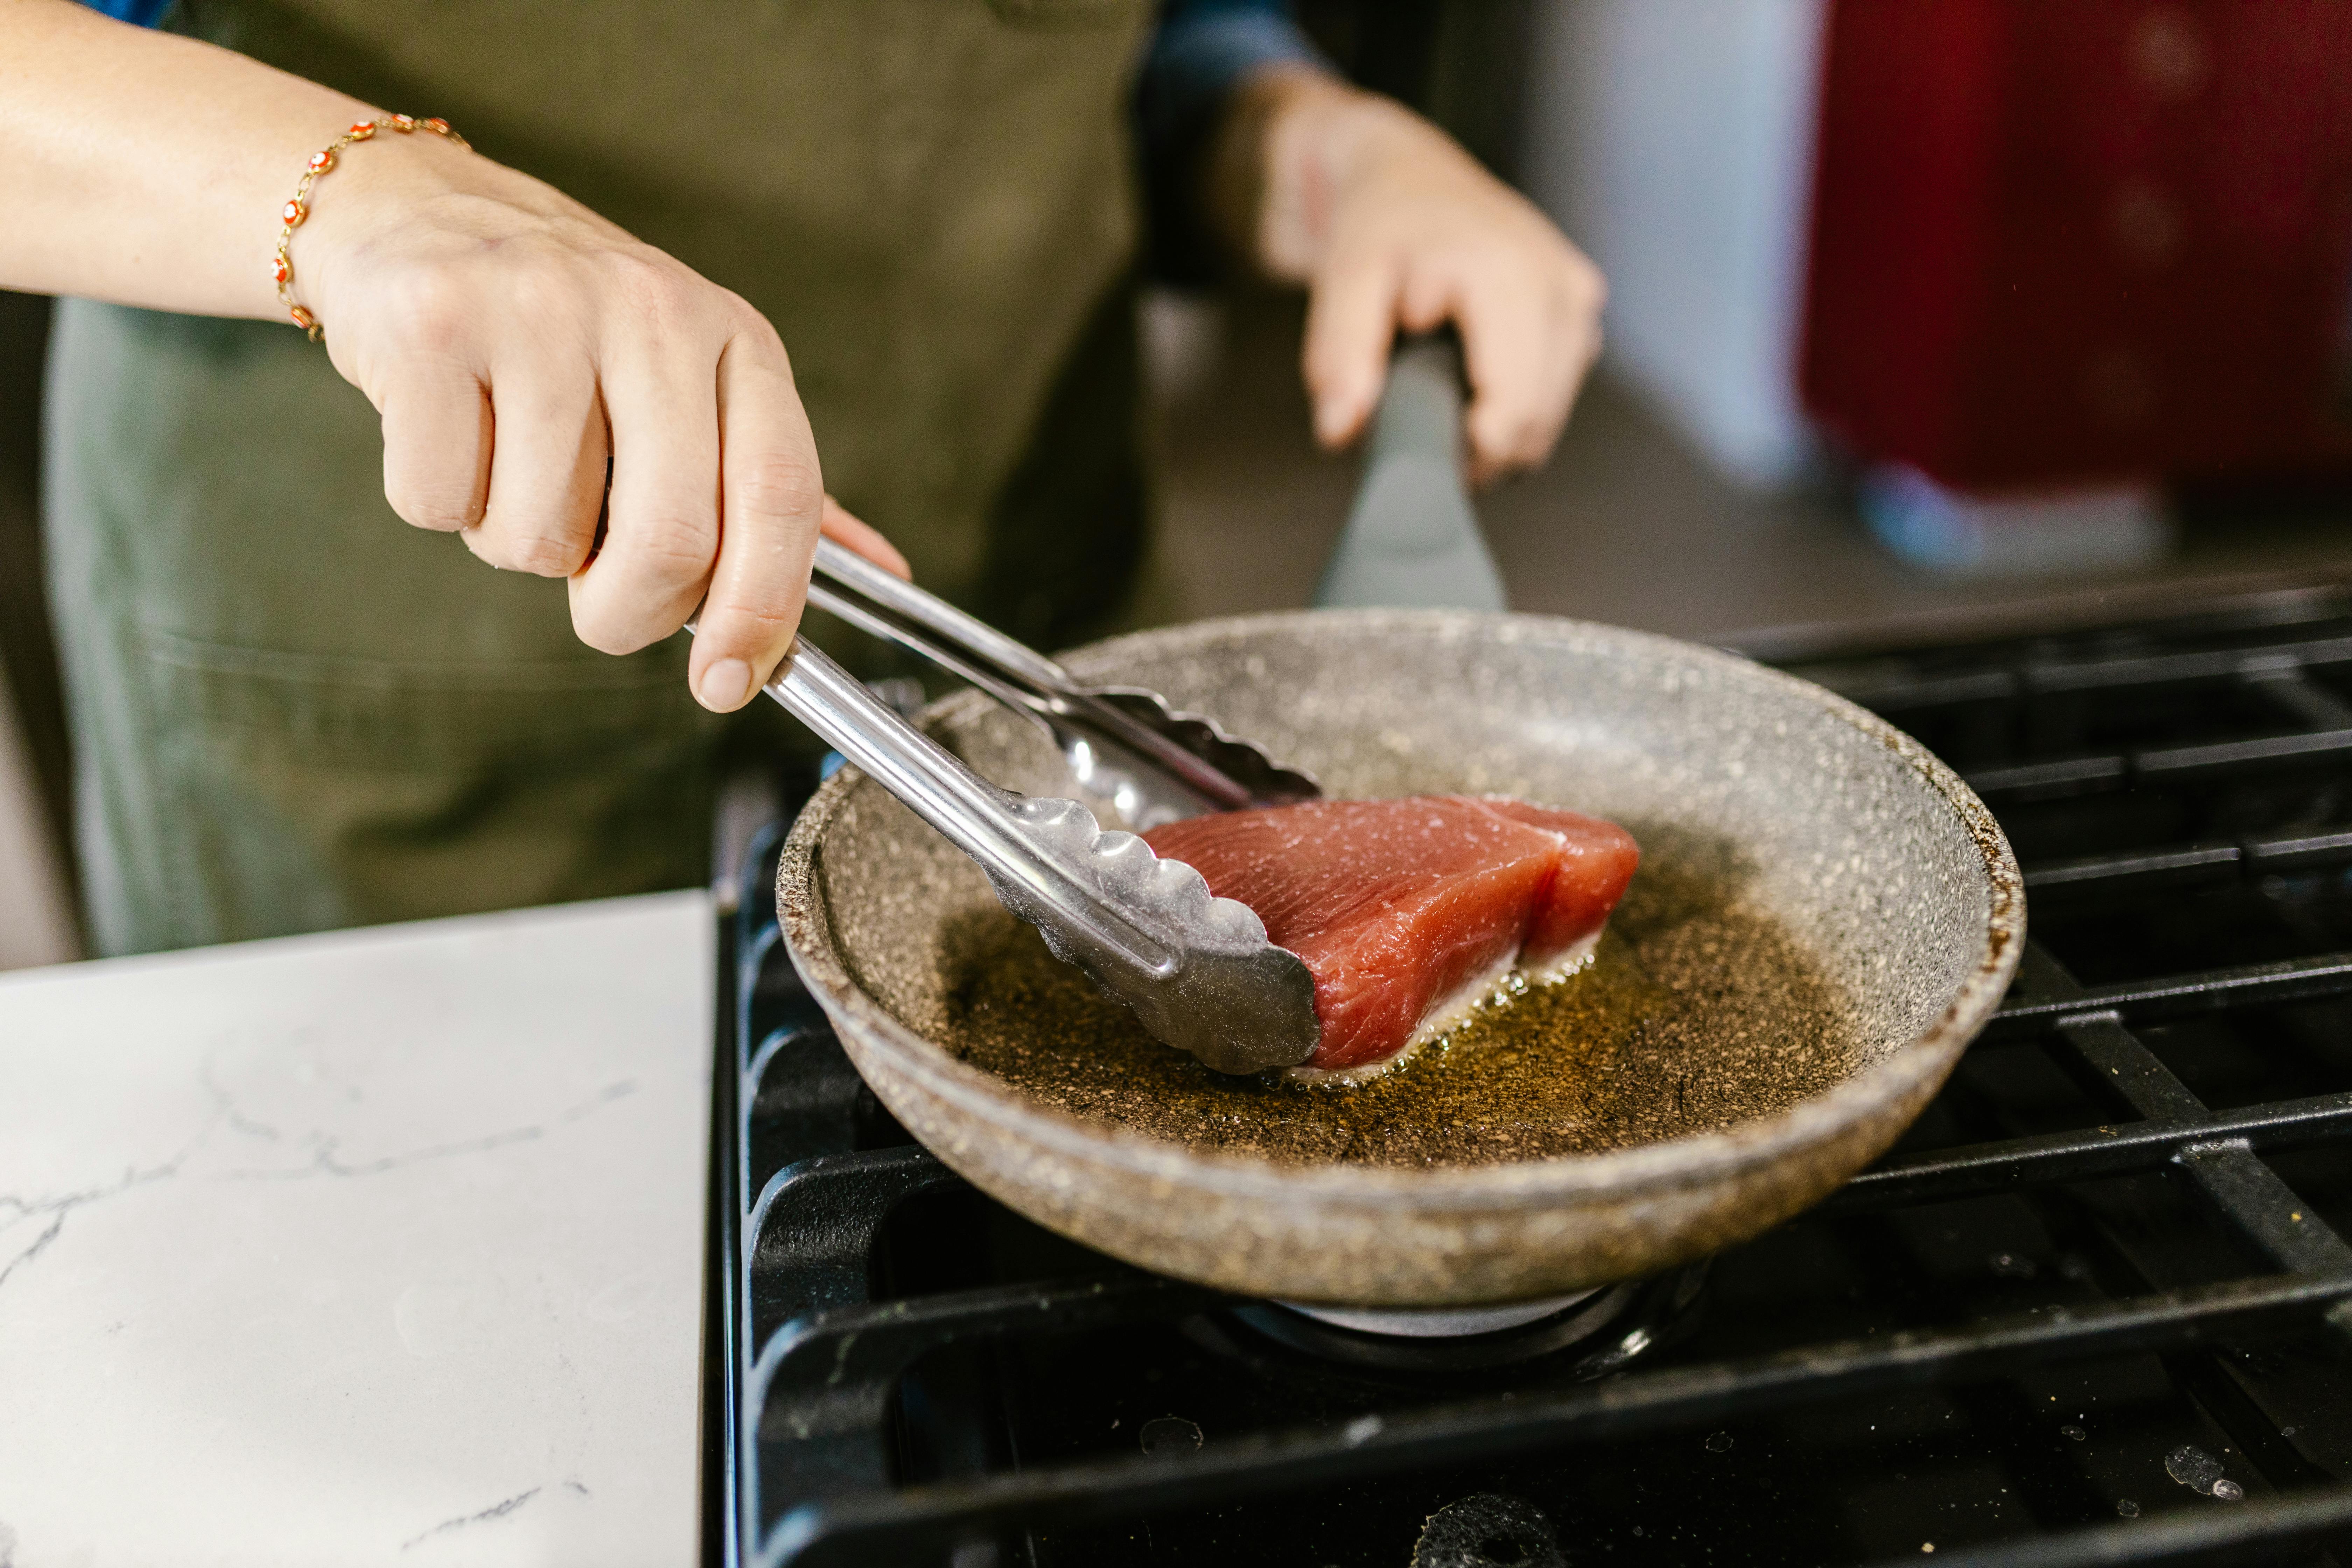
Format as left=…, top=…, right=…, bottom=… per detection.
left=0, top=0, right=381, bottom=317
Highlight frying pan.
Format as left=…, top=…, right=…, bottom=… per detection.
left=776, top=608, right=2023, bottom=1306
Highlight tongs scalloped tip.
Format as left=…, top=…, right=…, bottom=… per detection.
left=989, top=796, right=1319, bottom=1076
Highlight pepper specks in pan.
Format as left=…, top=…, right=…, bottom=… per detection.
left=933, top=854, right=1858, bottom=1169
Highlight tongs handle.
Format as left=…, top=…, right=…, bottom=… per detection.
left=805, top=539, right=1261, bottom=812
left=808, top=537, right=1068, bottom=694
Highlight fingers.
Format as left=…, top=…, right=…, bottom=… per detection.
left=326, top=171, right=862, bottom=700
left=1453, top=268, right=1569, bottom=485
left=820, top=495, right=909, bottom=579
left=1287, top=88, right=1608, bottom=482
left=379, top=357, right=491, bottom=533
left=567, top=338, right=721, bottom=657
left=1440, top=241, right=1607, bottom=485
left=687, top=330, right=825, bottom=713
left=1301, top=253, right=1400, bottom=450
left=1304, top=236, right=1606, bottom=481
left=466, top=365, right=609, bottom=577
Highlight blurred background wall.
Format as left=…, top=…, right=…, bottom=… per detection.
left=1524, top=0, right=1826, bottom=489
left=1152, top=0, right=2351, bottom=626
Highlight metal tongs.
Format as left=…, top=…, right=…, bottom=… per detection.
left=722, top=334, right=1490, bottom=1075
left=805, top=541, right=1319, bottom=830
left=743, top=540, right=1323, bottom=1074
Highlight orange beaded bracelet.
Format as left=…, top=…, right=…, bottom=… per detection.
left=272, top=114, right=470, bottom=341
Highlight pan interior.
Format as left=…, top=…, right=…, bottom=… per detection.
left=810, top=615, right=1996, bottom=1171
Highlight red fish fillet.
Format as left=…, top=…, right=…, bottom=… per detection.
left=1142, top=796, right=1639, bottom=1073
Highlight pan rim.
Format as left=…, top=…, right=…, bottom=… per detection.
left=779, top=608, right=2024, bottom=1211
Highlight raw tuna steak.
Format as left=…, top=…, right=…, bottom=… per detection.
left=1142, top=796, right=1639, bottom=1074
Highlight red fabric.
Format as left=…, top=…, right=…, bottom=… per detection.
left=1800, top=0, right=2352, bottom=490
left=1144, top=797, right=1639, bottom=1071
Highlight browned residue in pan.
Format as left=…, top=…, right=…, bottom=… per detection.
left=933, top=860, right=1860, bottom=1169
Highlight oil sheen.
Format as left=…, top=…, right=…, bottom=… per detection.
left=933, top=862, right=1859, bottom=1169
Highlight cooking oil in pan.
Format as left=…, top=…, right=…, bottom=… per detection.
left=934, top=862, right=1861, bottom=1169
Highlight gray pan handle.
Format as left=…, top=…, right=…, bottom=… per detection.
left=1312, top=332, right=1507, bottom=613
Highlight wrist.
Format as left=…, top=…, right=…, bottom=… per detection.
left=280, top=120, right=481, bottom=331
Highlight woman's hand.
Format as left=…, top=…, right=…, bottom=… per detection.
left=1217, top=69, right=1606, bottom=485
left=1, top=4, right=902, bottom=710
left=300, top=133, right=905, bottom=712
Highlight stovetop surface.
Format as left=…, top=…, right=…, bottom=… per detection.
left=713, top=584, right=2352, bottom=1568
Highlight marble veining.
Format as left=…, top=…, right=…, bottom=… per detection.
left=0, top=893, right=712, bottom=1568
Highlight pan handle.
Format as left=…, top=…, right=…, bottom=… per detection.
left=1312, top=331, right=1507, bottom=614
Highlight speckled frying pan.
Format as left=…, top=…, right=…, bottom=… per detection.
left=777, top=609, right=2022, bottom=1307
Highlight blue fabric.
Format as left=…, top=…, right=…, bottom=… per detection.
left=1140, top=0, right=1325, bottom=282
left=77, top=0, right=174, bottom=24
left=1140, top=0, right=1320, bottom=173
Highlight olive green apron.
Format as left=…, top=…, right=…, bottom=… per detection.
left=45, top=0, right=1157, bottom=955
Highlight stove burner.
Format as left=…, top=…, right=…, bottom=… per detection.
left=1230, top=1263, right=1707, bottom=1372
left=1279, top=1288, right=1604, bottom=1339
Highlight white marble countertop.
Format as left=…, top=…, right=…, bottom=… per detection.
left=0, top=893, right=713, bottom=1568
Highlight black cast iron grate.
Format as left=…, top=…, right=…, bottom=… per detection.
left=712, top=584, right=2352, bottom=1568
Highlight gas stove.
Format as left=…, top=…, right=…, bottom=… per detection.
left=709, top=585, right=2352, bottom=1568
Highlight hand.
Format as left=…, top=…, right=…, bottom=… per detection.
left=1228, top=70, right=1606, bottom=484
left=298, top=131, right=906, bottom=712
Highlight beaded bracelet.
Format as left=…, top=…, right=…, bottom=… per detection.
left=272, top=114, right=470, bottom=341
